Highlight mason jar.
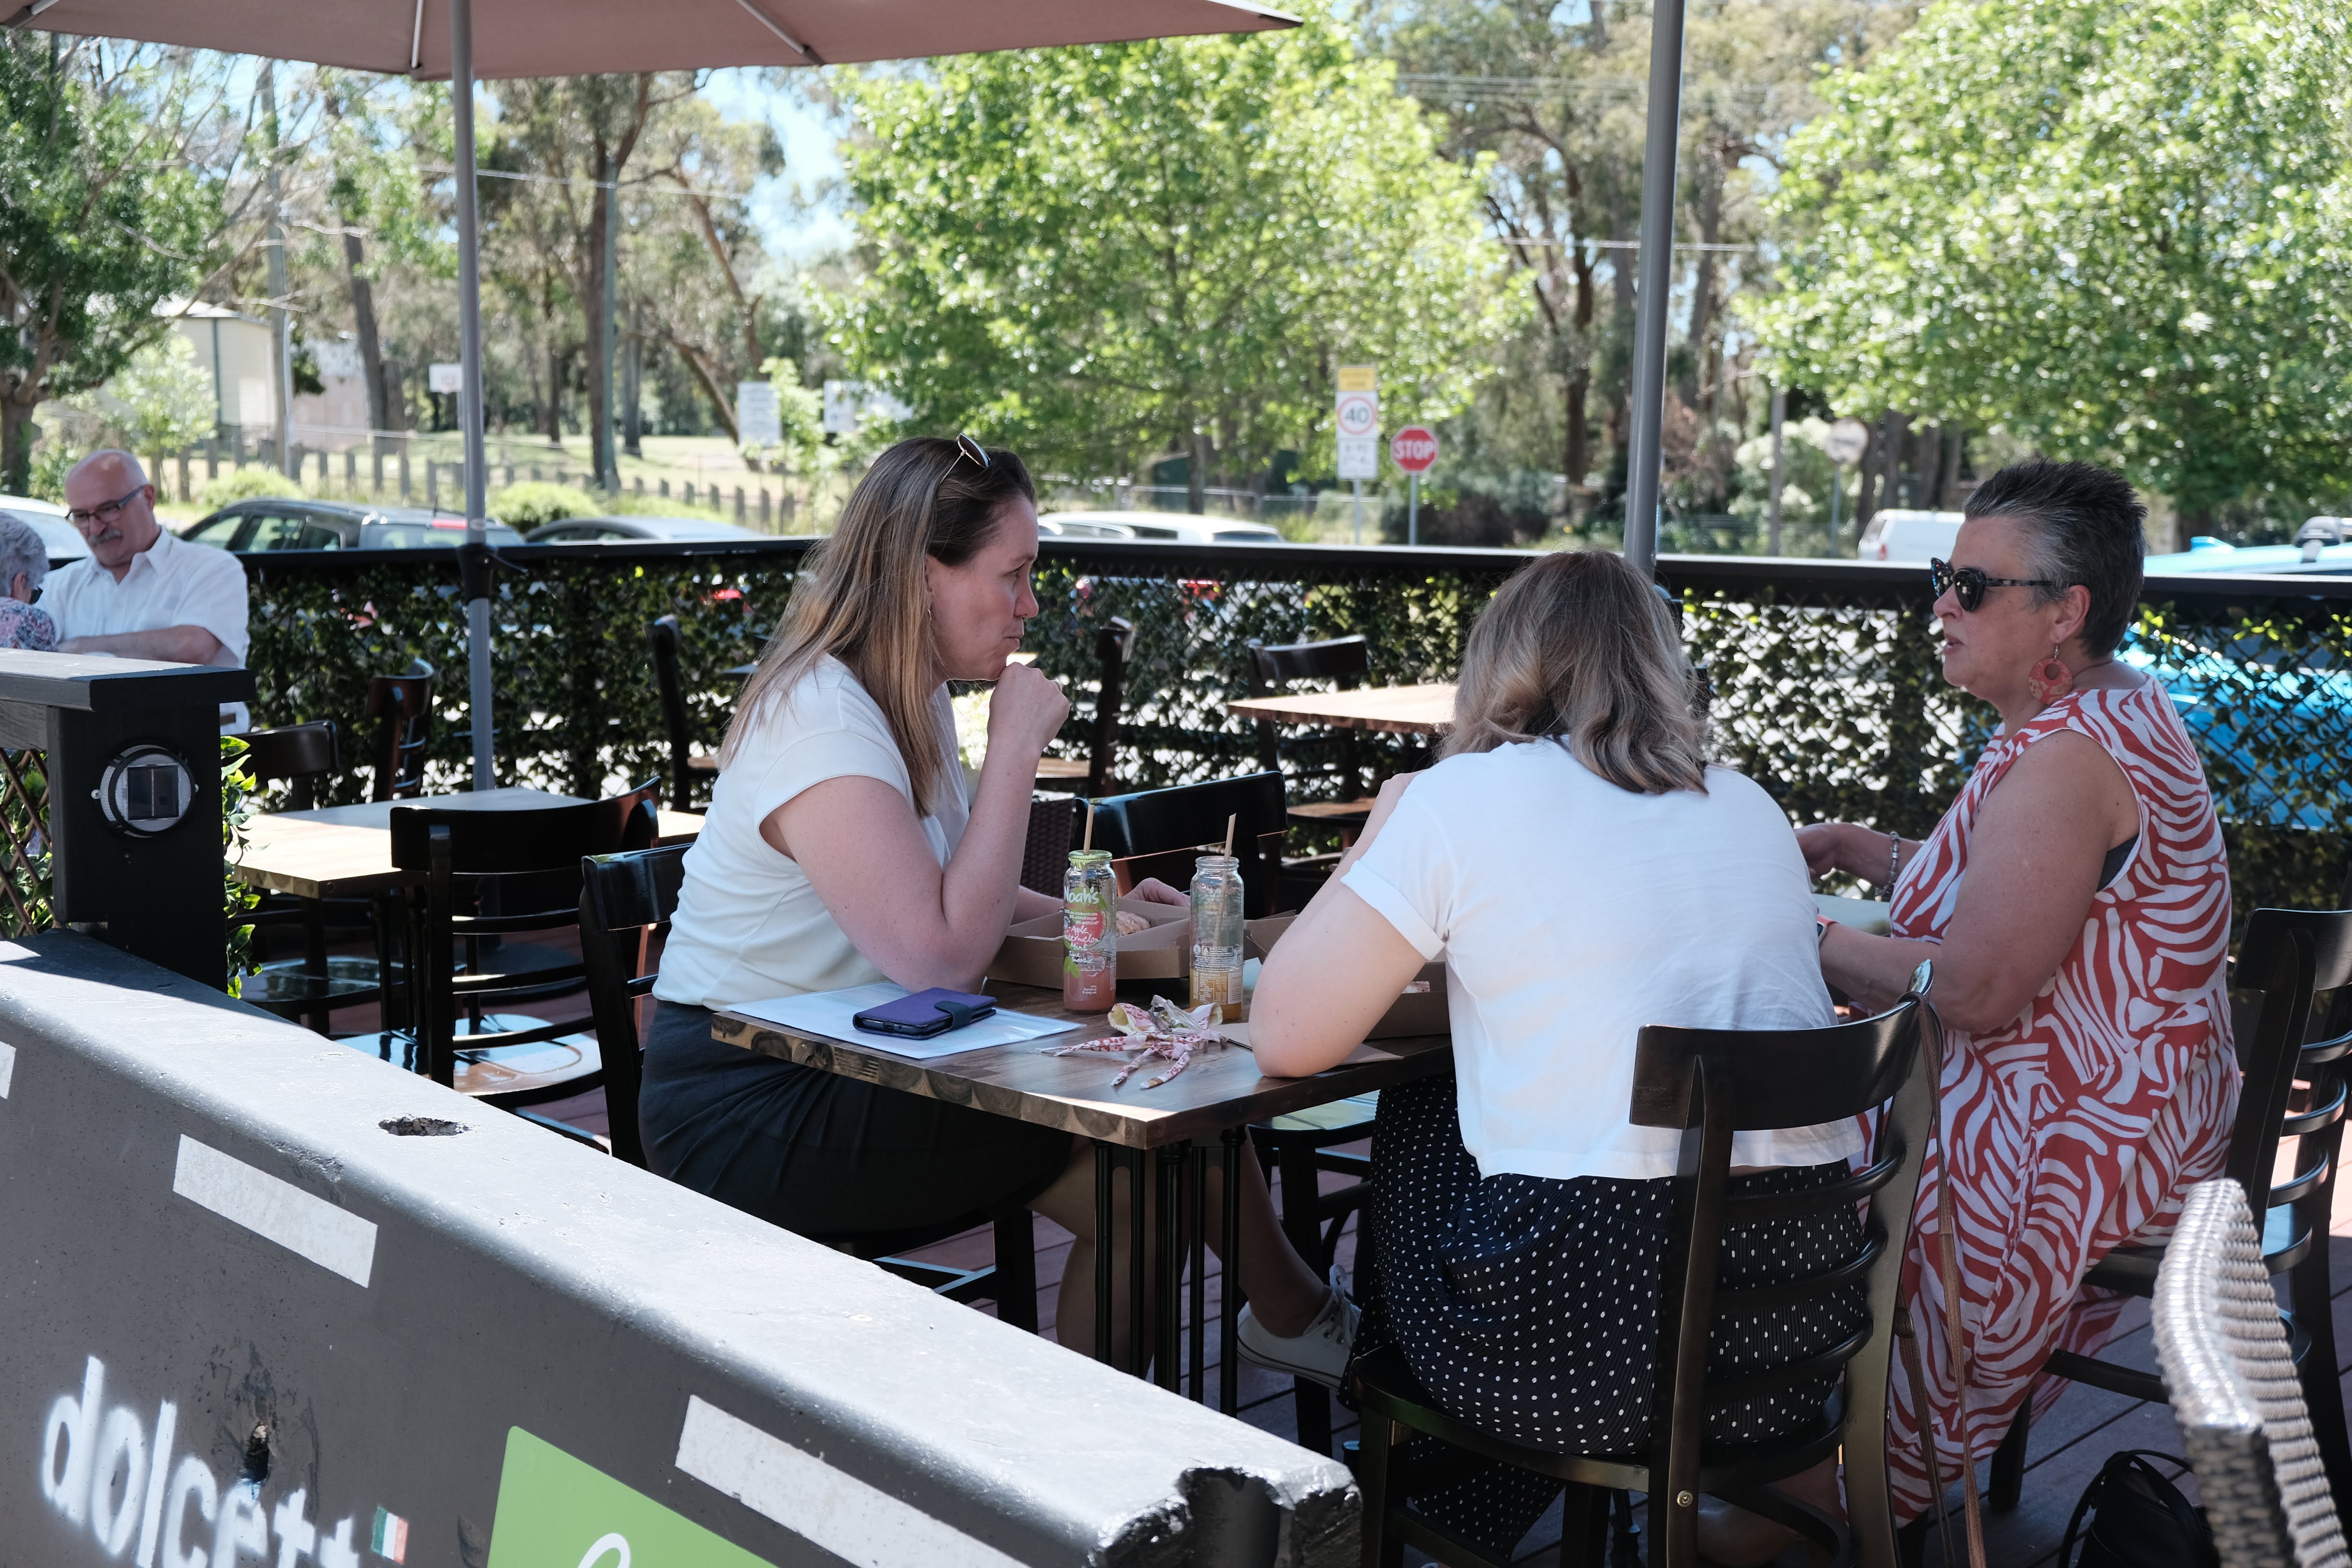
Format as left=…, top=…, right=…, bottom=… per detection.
left=1063, top=849, right=1119, bottom=1012
left=1188, top=853, right=1245, bottom=1014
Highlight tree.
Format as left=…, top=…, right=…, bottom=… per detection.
left=1755, top=0, right=2352, bottom=536
left=0, top=36, right=216, bottom=490
left=826, top=11, right=1523, bottom=509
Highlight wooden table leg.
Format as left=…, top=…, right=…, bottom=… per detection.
left=1094, top=1142, right=1116, bottom=1366
left=1188, top=1141, right=1207, bottom=1403
left=1221, top=1127, right=1243, bottom=1416
left=1128, top=1145, right=1147, bottom=1378
left=1156, top=1143, right=1185, bottom=1392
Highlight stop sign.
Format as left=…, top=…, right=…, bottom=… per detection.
left=1391, top=426, right=1439, bottom=473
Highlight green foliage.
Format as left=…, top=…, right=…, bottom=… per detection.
left=0, top=36, right=219, bottom=490
left=199, top=465, right=303, bottom=509
left=63, top=333, right=218, bottom=455
left=0, top=745, right=49, bottom=938
left=489, top=483, right=600, bottom=528
left=1755, top=0, right=2352, bottom=519
left=221, top=735, right=260, bottom=993
left=827, top=9, right=1525, bottom=487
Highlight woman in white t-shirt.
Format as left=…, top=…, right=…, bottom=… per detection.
left=1251, top=550, right=1865, bottom=1561
left=644, top=435, right=1342, bottom=1368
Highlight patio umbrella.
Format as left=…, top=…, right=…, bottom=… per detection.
left=15, top=0, right=1297, bottom=789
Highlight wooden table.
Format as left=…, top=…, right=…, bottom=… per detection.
left=1227, top=681, right=1457, bottom=737
left=233, top=787, right=704, bottom=899
left=712, top=985, right=1450, bottom=1409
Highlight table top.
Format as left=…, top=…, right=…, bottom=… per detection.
left=233, top=788, right=704, bottom=899
left=1227, top=682, right=1457, bottom=737
left=712, top=984, right=1449, bottom=1149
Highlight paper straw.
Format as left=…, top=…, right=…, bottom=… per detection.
left=1224, top=813, right=1236, bottom=856
left=1083, top=800, right=1097, bottom=853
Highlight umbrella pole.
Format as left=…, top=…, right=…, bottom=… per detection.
left=449, top=0, right=495, bottom=789
left=1620, top=0, right=1689, bottom=579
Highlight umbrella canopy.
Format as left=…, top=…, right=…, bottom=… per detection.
left=15, top=0, right=1298, bottom=789
left=12, top=0, right=1295, bottom=75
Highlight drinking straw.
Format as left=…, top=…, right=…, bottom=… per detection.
left=1224, top=814, right=1236, bottom=856
left=1083, top=800, right=1097, bottom=853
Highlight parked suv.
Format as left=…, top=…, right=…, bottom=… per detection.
left=180, top=498, right=524, bottom=551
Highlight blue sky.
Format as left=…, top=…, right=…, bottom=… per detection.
left=700, top=69, right=852, bottom=262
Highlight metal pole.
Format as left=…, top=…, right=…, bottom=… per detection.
left=1352, top=479, right=1363, bottom=545
left=451, top=0, right=495, bottom=790
left=262, top=66, right=294, bottom=480
left=1620, top=0, right=1691, bottom=578
left=1767, top=386, right=1786, bottom=556
left=1408, top=472, right=1419, bottom=547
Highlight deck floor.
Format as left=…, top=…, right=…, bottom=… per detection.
left=295, top=937, right=2344, bottom=1567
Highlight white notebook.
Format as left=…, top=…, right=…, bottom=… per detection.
left=729, top=983, right=1082, bottom=1061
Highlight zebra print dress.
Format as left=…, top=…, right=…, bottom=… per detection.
left=1884, top=678, right=2239, bottom=1518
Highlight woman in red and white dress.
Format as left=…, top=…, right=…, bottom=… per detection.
left=1799, top=460, right=2237, bottom=1533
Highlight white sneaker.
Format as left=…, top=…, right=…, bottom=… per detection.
left=1237, top=1265, right=1358, bottom=1389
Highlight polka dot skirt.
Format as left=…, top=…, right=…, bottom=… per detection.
left=1354, top=1076, right=1867, bottom=1555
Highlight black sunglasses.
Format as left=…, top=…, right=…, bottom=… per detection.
left=952, top=433, right=989, bottom=471
left=1928, top=557, right=2059, bottom=613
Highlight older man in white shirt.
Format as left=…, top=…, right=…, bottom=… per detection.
left=47, top=449, right=249, bottom=669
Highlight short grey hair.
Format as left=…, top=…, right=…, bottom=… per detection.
left=0, top=513, right=49, bottom=597
left=73, top=448, right=148, bottom=488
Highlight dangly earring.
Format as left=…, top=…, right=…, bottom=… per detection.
left=2027, top=642, right=2073, bottom=706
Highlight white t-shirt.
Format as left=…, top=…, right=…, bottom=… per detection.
left=1342, top=740, right=1862, bottom=1182
left=44, top=528, right=251, bottom=667
left=654, top=656, right=970, bottom=1010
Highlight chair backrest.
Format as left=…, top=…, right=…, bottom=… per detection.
left=364, top=662, right=436, bottom=802
left=1626, top=967, right=1940, bottom=1568
left=1090, top=771, right=1286, bottom=917
left=2225, top=910, right=2352, bottom=1241
left=578, top=844, right=690, bottom=1169
left=648, top=615, right=698, bottom=813
left=1021, top=795, right=1082, bottom=898
left=1246, top=634, right=1371, bottom=782
left=241, top=720, right=339, bottom=812
left=2154, top=1178, right=2352, bottom=1568
left=1083, top=616, right=1137, bottom=798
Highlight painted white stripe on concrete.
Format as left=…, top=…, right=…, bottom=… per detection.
left=675, top=1396, right=1026, bottom=1568
left=0, top=1039, right=14, bottom=1098
left=171, top=1135, right=376, bottom=1287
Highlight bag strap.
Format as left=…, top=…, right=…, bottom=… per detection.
left=2056, top=1450, right=2202, bottom=1568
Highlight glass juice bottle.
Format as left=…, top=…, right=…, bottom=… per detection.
left=1063, top=850, right=1118, bottom=1012
left=1189, top=854, right=1245, bottom=1014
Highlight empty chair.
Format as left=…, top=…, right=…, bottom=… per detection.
left=649, top=615, right=721, bottom=811
left=365, top=661, right=436, bottom=801
left=241, top=719, right=339, bottom=811
left=1020, top=794, right=1084, bottom=898
left=1088, top=770, right=1289, bottom=916
left=1035, top=616, right=1135, bottom=798
left=233, top=720, right=385, bottom=1032
left=1352, top=974, right=1940, bottom=1568
left=1990, top=906, right=2352, bottom=1510
left=576, top=844, right=1038, bottom=1326
left=2153, top=1177, right=2352, bottom=1568
left=1247, top=634, right=1380, bottom=841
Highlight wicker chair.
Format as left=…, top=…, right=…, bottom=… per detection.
left=2153, top=1177, right=2351, bottom=1568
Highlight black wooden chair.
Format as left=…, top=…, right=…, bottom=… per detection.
left=1988, top=907, right=2352, bottom=1512
left=1036, top=616, right=1135, bottom=799
left=1247, top=634, right=1380, bottom=842
left=649, top=615, right=719, bottom=811
left=233, top=721, right=388, bottom=1033
left=365, top=662, right=436, bottom=802
left=574, top=845, right=1038, bottom=1329
left=1353, top=970, right=1942, bottom=1568
left=1089, top=770, right=1291, bottom=917
left=349, top=782, right=661, bottom=1111
left=1020, top=795, right=1085, bottom=898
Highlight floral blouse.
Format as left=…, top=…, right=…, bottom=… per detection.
left=0, top=598, right=59, bottom=652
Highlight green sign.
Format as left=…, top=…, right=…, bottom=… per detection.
left=486, top=1427, right=777, bottom=1568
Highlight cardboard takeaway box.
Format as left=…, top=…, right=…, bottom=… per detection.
left=1244, top=913, right=1450, bottom=1040
left=989, top=894, right=1192, bottom=988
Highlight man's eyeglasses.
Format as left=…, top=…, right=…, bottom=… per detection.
left=66, top=486, right=148, bottom=530
left=952, top=433, right=989, bottom=472
left=1928, top=557, right=2059, bottom=613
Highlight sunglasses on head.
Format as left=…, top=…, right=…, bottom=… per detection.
left=1928, top=557, right=2060, bottom=613
left=951, top=433, right=989, bottom=471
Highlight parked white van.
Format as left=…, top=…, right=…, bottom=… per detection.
left=1857, top=509, right=1965, bottom=562
left=1041, top=510, right=1284, bottom=545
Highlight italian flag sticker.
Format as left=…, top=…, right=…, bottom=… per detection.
left=370, top=1508, right=409, bottom=1561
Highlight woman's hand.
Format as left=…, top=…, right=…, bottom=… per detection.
left=984, top=662, right=1069, bottom=762
left=1129, top=877, right=1189, bottom=907
left=1794, top=822, right=1850, bottom=880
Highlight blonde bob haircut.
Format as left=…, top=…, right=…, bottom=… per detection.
left=1442, top=549, right=1709, bottom=795
left=721, top=436, right=1034, bottom=809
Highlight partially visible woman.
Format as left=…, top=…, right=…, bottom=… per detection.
left=1803, top=460, right=2236, bottom=1524
left=1250, top=550, right=1866, bottom=1558
left=0, top=514, right=60, bottom=650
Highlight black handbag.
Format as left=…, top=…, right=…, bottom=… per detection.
left=2058, top=1450, right=2219, bottom=1568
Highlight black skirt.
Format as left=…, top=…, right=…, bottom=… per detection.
left=1358, top=1075, right=1867, bottom=1554
left=637, top=1000, right=1074, bottom=1241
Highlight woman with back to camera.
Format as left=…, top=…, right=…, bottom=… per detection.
left=1795, top=460, right=2236, bottom=1544
left=641, top=435, right=1352, bottom=1373
left=1250, top=549, right=1867, bottom=1560
left=0, top=513, right=60, bottom=650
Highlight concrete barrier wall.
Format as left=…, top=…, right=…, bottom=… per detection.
left=0, top=933, right=1357, bottom=1566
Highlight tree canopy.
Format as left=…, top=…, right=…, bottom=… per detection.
left=1754, top=0, right=2352, bottom=523
left=825, top=12, right=1524, bottom=503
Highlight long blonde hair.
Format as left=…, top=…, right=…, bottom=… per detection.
left=721, top=437, right=1035, bottom=809
left=1443, top=549, right=1709, bottom=794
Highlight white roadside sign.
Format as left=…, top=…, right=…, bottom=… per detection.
left=1335, top=365, right=1379, bottom=482
left=737, top=381, right=782, bottom=448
